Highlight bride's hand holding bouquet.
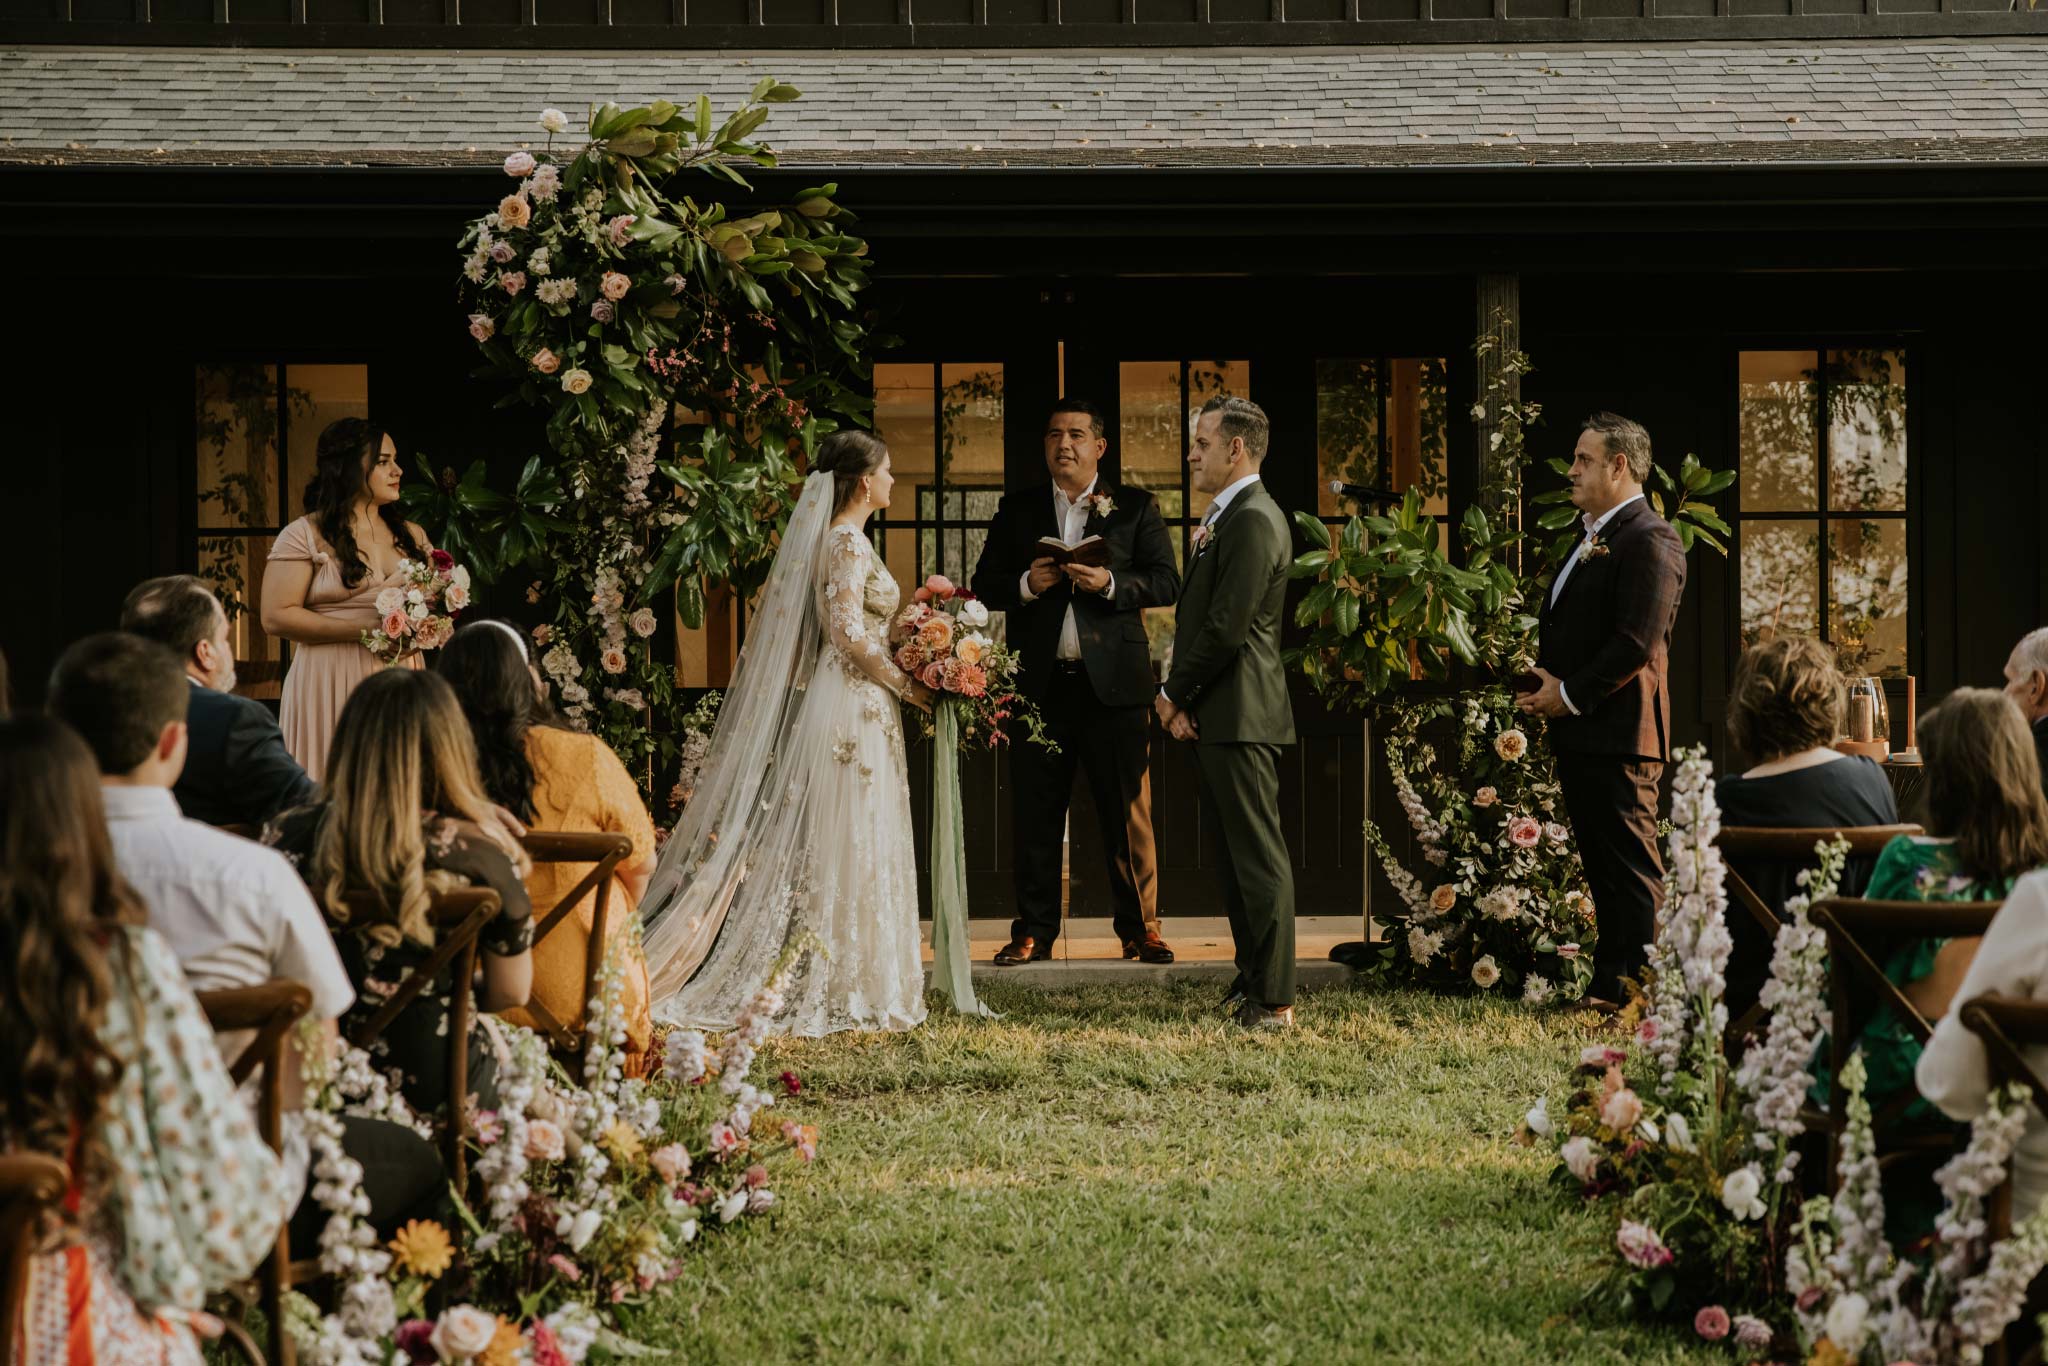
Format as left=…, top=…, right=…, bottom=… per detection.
left=889, top=575, right=1049, bottom=751
left=363, top=549, right=470, bottom=665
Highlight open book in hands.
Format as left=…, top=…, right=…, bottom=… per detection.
left=1035, top=535, right=1113, bottom=569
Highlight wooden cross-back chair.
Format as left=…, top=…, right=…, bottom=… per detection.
left=1, top=1153, right=67, bottom=1366
left=518, top=831, right=635, bottom=1055
left=340, top=886, right=502, bottom=1193
left=1955, top=993, right=2048, bottom=1366
left=1716, top=824, right=1923, bottom=1045
left=1811, top=895, right=2003, bottom=1191
left=195, top=980, right=316, bottom=1366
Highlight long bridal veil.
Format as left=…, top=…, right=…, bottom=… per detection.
left=638, top=471, right=838, bottom=1015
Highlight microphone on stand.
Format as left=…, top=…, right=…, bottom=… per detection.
left=1328, top=480, right=1401, bottom=506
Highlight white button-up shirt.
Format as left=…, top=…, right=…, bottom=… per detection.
left=1547, top=491, right=1645, bottom=716
left=1019, top=476, right=1116, bottom=661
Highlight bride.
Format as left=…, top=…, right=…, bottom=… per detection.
left=639, top=431, right=937, bottom=1035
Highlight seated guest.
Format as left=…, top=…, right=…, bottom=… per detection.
left=47, top=632, right=444, bottom=1253
left=1, top=716, right=290, bottom=1364
left=1818, top=687, right=2048, bottom=1117
left=438, top=621, right=659, bottom=1072
left=1920, top=866, right=2048, bottom=1221
left=120, top=574, right=316, bottom=828
left=1716, top=635, right=1899, bottom=1019
left=2002, top=626, right=2048, bottom=801
left=266, top=668, right=533, bottom=1119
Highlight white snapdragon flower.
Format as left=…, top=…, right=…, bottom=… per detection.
left=1720, top=1163, right=1767, bottom=1221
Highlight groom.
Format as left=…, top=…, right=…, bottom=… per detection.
left=1158, top=396, right=1298, bottom=1030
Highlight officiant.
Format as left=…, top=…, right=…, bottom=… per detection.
left=971, top=399, right=1182, bottom=966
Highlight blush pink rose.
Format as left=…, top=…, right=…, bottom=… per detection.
left=524, top=1119, right=566, bottom=1162
left=504, top=150, right=536, bottom=177
left=1507, top=816, right=1542, bottom=848
left=601, top=646, right=628, bottom=674
left=924, top=574, right=956, bottom=600
left=382, top=609, right=410, bottom=639
left=650, top=1143, right=691, bottom=1185
left=531, top=347, right=560, bottom=375
left=600, top=270, right=632, bottom=301
left=913, top=586, right=933, bottom=604
left=1693, top=1306, right=1730, bottom=1342
left=412, top=616, right=453, bottom=651
left=1473, top=786, right=1498, bottom=807
left=894, top=645, right=923, bottom=673
left=919, top=662, right=946, bottom=690
left=467, top=313, right=494, bottom=342
left=499, top=270, right=528, bottom=296
left=1600, top=1084, right=1643, bottom=1134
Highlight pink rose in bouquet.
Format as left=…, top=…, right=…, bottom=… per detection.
left=920, top=662, right=946, bottom=690
left=383, top=608, right=410, bottom=639
left=924, top=574, right=956, bottom=601
left=360, top=552, right=468, bottom=666
left=1507, top=816, right=1543, bottom=848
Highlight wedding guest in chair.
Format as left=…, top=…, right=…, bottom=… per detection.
left=439, top=621, right=659, bottom=1074
left=47, top=632, right=445, bottom=1253
left=1716, top=635, right=1899, bottom=1020
left=970, top=398, right=1182, bottom=967
left=265, top=668, right=533, bottom=1120
left=2001, top=626, right=2048, bottom=803
left=1, top=716, right=291, bottom=1364
left=119, top=574, right=316, bottom=829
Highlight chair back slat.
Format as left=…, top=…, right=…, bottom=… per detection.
left=519, top=832, right=634, bottom=1053
left=1, top=1153, right=68, bottom=1366
left=1812, top=896, right=2002, bottom=1190
left=196, top=979, right=316, bottom=1366
left=341, top=890, right=502, bottom=1050
left=1956, top=993, right=2048, bottom=1366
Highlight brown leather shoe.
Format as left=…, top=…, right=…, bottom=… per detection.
left=1120, top=931, right=1176, bottom=964
left=993, top=936, right=1052, bottom=966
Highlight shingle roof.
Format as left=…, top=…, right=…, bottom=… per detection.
left=5, top=41, right=2048, bottom=169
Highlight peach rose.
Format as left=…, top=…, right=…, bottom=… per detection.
left=496, top=195, right=531, bottom=229
left=413, top=616, right=453, bottom=651
left=600, top=271, right=631, bottom=301
left=1429, top=884, right=1458, bottom=913
left=531, top=347, right=559, bottom=375
left=954, top=637, right=984, bottom=666
left=650, top=1142, right=691, bottom=1185
left=917, top=617, right=954, bottom=651
left=1494, top=728, right=1528, bottom=762
left=524, top=1119, right=566, bottom=1162
left=1473, top=786, right=1498, bottom=808
left=429, top=1306, right=498, bottom=1362
left=894, top=644, right=923, bottom=673
left=940, top=658, right=965, bottom=691
left=382, top=609, right=410, bottom=639
left=1601, top=1084, right=1643, bottom=1134
left=444, top=583, right=470, bottom=611
left=601, top=646, right=627, bottom=674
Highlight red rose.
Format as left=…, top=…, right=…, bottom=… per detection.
left=430, top=549, right=455, bottom=572
left=779, top=1070, right=802, bottom=1095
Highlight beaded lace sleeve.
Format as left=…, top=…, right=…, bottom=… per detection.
left=826, top=526, right=913, bottom=698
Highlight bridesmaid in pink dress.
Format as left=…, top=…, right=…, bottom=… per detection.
left=260, top=418, right=433, bottom=781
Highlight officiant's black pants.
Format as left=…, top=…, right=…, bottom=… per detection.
left=1009, top=662, right=1160, bottom=946
left=1196, top=741, right=1296, bottom=1007
left=1554, top=751, right=1665, bottom=1001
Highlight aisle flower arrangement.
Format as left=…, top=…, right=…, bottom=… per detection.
left=1367, top=689, right=1593, bottom=1001
left=289, top=935, right=817, bottom=1364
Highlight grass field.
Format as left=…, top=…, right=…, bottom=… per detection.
left=632, top=980, right=1727, bottom=1366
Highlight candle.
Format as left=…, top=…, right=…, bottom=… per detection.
left=1849, top=693, right=1874, bottom=744
left=1905, top=675, right=1917, bottom=751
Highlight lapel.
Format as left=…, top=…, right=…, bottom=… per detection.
left=1549, top=496, right=1646, bottom=617
left=1196, top=479, right=1261, bottom=564
left=1081, top=480, right=1113, bottom=538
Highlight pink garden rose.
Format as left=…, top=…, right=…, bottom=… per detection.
left=525, top=1118, right=566, bottom=1162
left=1545, top=821, right=1571, bottom=844
left=1473, top=786, right=1498, bottom=807
left=924, top=574, right=956, bottom=600
left=919, top=662, right=946, bottom=690
left=607, top=214, right=637, bottom=247
left=912, top=586, right=932, bottom=604
left=412, top=616, right=453, bottom=651
left=504, top=150, right=536, bottom=177
left=630, top=607, right=659, bottom=638
left=1636, top=1017, right=1660, bottom=1044
left=1600, top=1084, right=1643, bottom=1134
left=895, top=644, right=923, bottom=673
left=467, top=313, right=494, bottom=342
left=709, top=1122, right=741, bottom=1156
left=601, top=270, right=632, bottom=301
left=496, top=194, right=532, bottom=229
left=940, top=658, right=965, bottom=691
left=1693, top=1306, right=1730, bottom=1341
left=651, top=1143, right=692, bottom=1184
left=601, top=646, right=627, bottom=674
left=382, top=609, right=410, bottom=639
left=531, top=347, right=560, bottom=375
left=1507, top=816, right=1543, bottom=848
left=499, top=270, right=528, bottom=296
left=1615, top=1220, right=1673, bottom=1270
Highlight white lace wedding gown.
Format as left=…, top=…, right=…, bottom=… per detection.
left=641, top=514, right=927, bottom=1037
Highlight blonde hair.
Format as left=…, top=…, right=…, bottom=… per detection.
left=313, top=670, right=496, bottom=946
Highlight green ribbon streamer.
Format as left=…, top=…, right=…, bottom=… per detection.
left=930, top=700, right=997, bottom=1019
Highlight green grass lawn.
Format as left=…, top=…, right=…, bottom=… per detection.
left=633, top=981, right=1728, bottom=1365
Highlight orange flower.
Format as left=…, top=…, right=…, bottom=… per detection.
left=477, top=1316, right=524, bottom=1366
left=388, top=1219, right=454, bottom=1279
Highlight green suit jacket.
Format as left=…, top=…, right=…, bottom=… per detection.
left=1163, top=479, right=1297, bottom=746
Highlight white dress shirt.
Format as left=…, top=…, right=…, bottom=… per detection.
left=1019, top=476, right=1116, bottom=662
left=1546, top=491, right=1645, bottom=716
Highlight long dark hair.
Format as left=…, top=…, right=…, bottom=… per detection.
left=0, top=717, right=142, bottom=1228
left=813, top=430, right=888, bottom=514
left=436, top=622, right=558, bottom=824
left=1921, top=687, right=2048, bottom=885
left=303, top=417, right=426, bottom=590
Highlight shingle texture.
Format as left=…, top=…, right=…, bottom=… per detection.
left=5, top=41, right=2048, bottom=168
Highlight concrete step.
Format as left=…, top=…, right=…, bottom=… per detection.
left=919, top=914, right=1363, bottom=990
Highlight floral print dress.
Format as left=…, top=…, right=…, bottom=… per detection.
left=266, top=805, right=533, bottom=1118
left=16, top=927, right=291, bottom=1366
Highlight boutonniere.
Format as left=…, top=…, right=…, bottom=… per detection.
left=1088, top=492, right=1115, bottom=519
left=1577, top=534, right=1611, bottom=564
left=1192, top=524, right=1215, bottom=554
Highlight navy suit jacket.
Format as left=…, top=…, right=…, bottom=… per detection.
left=175, top=678, right=317, bottom=828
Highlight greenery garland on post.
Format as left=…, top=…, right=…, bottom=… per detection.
left=405, top=88, right=877, bottom=817
left=1287, top=319, right=1736, bottom=991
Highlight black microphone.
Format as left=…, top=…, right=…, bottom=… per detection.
left=1328, top=480, right=1401, bottom=506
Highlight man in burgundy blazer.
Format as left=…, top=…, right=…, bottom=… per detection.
left=1518, top=412, right=1686, bottom=1008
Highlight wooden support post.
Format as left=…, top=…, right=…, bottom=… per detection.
left=1475, top=272, right=1522, bottom=575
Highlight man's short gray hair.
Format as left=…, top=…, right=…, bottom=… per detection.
left=1200, top=394, right=1270, bottom=463
left=2012, top=627, right=2048, bottom=681
left=1581, top=411, right=1653, bottom=483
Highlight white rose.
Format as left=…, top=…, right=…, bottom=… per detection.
left=1720, top=1164, right=1766, bottom=1222
left=1471, top=955, right=1500, bottom=989
left=1823, top=1293, right=1870, bottom=1352
left=1524, top=1098, right=1552, bottom=1138
left=375, top=587, right=405, bottom=617
left=538, top=107, right=570, bottom=134
left=717, top=1191, right=749, bottom=1224
left=561, top=368, right=594, bottom=395
left=567, top=1207, right=603, bottom=1251
left=959, top=599, right=990, bottom=628
left=429, top=1305, right=498, bottom=1361
left=1560, top=1136, right=1599, bottom=1183
left=451, top=565, right=471, bottom=591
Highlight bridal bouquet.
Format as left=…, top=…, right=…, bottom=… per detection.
left=362, top=549, right=471, bottom=664
left=889, top=574, right=1048, bottom=752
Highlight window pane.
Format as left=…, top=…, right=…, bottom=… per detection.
left=196, top=533, right=286, bottom=697
left=1316, top=358, right=1381, bottom=515
left=1186, top=360, right=1251, bottom=521
left=874, top=362, right=935, bottom=604
left=1830, top=519, right=1908, bottom=677
left=1739, top=519, right=1821, bottom=648
left=1738, top=351, right=1820, bottom=514
left=195, top=363, right=279, bottom=528
left=1316, top=357, right=1448, bottom=518
left=283, top=364, right=370, bottom=525
left=940, top=364, right=1004, bottom=484
left=1118, top=360, right=1182, bottom=506
left=1826, top=348, right=1907, bottom=513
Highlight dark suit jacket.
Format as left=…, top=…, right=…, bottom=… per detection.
left=1536, top=496, right=1686, bottom=762
left=971, top=480, right=1181, bottom=709
left=1162, top=480, right=1296, bottom=746
left=176, top=678, right=317, bottom=828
